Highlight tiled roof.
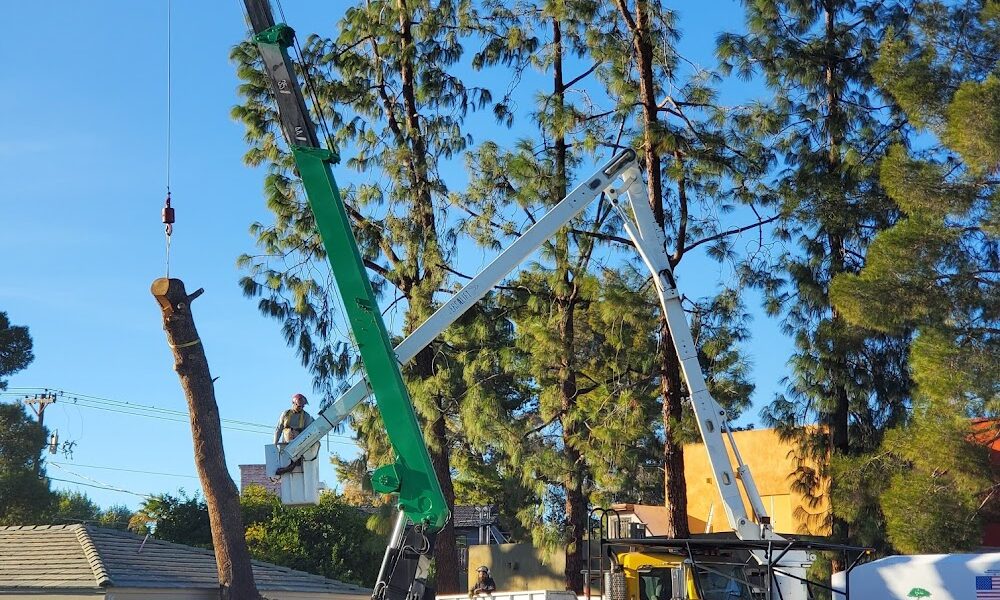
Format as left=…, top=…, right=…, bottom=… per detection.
left=0, top=525, right=102, bottom=589
left=452, top=505, right=497, bottom=528
left=0, top=524, right=371, bottom=595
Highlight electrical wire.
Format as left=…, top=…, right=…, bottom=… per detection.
left=46, top=475, right=151, bottom=499
left=50, top=462, right=198, bottom=480
left=2, top=388, right=361, bottom=444
left=48, top=462, right=153, bottom=498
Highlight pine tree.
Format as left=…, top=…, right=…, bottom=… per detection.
left=0, top=311, right=33, bottom=390
left=467, top=1, right=627, bottom=590
left=719, top=0, right=913, bottom=547
left=584, top=0, right=773, bottom=537
left=0, top=314, right=47, bottom=525
left=830, top=0, right=1000, bottom=552
left=0, top=402, right=50, bottom=525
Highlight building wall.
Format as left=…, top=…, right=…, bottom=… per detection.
left=240, top=463, right=281, bottom=496
left=467, top=544, right=566, bottom=592
left=682, top=428, right=830, bottom=535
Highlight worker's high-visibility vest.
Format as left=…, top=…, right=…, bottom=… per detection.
left=280, top=409, right=312, bottom=442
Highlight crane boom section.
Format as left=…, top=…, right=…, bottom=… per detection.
left=244, top=2, right=447, bottom=531
left=282, top=150, right=639, bottom=461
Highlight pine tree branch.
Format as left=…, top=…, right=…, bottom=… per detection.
left=612, top=0, right=638, bottom=34
left=525, top=410, right=567, bottom=436
left=683, top=214, right=781, bottom=254
left=363, top=259, right=390, bottom=280
left=344, top=203, right=404, bottom=274
left=563, top=62, right=600, bottom=90
left=671, top=150, right=689, bottom=266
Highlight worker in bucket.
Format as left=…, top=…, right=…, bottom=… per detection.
left=274, top=393, right=314, bottom=445
left=469, top=566, right=497, bottom=597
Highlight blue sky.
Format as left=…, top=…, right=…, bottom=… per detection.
left=1, top=1, right=792, bottom=512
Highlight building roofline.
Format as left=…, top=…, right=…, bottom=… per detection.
left=75, top=524, right=112, bottom=587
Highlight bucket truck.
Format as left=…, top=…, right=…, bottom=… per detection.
left=242, top=3, right=817, bottom=598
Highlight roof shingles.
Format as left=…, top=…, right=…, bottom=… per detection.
left=0, top=524, right=370, bottom=596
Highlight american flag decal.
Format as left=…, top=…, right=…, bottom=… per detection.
left=977, top=575, right=1000, bottom=599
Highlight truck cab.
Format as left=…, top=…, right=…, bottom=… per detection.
left=611, top=550, right=759, bottom=600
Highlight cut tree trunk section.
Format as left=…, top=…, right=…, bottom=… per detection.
left=151, top=278, right=260, bottom=600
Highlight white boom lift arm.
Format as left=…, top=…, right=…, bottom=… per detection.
left=267, top=149, right=810, bottom=598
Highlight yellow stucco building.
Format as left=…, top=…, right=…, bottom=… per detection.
left=614, top=428, right=830, bottom=537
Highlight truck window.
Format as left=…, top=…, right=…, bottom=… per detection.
left=639, top=569, right=675, bottom=600
left=693, top=567, right=751, bottom=600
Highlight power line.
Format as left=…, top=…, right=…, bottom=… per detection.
left=49, top=462, right=198, bottom=480
left=49, top=461, right=151, bottom=497
left=45, top=476, right=150, bottom=499
left=2, top=388, right=361, bottom=444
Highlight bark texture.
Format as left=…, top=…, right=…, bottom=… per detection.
left=613, top=0, right=692, bottom=539
left=151, top=278, right=260, bottom=600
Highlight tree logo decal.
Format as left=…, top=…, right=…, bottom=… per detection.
left=907, top=588, right=931, bottom=598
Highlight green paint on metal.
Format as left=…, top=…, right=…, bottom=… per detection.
left=291, top=145, right=448, bottom=530
left=253, top=23, right=294, bottom=47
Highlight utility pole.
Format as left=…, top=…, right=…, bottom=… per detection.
left=23, top=392, right=56, bottom=474
left=23, top=392, right=56, bottom=427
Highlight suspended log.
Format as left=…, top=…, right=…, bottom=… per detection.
left=151, top=277, right=260, bottom=600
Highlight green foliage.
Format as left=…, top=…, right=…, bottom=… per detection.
left=833, top=403, right=992, bottom=554
left=0, top=312, right=33, bottom=391
left=724, top=0, right=915, bottom=546
left=130, top=491, right=213, bottom=548
left=0, top=402, right=50, bottom=525
left=126, top=486, right=382, bottom=583
left=46, top=492, right=133, bottom=530
left=242, top=489, right=382, bottom=586
left=829, top=1, right=999, bottom=553
left=98, top=504, right=133, bottom=530
left=49, top=490, right=101, bottom=524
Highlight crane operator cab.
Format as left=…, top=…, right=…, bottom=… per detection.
left=607, top=550, right=762, bottom=600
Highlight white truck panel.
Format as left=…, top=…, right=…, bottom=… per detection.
left=832, top=553, right=1000, bottom=599
left=438, top=591, right=578, bottom=600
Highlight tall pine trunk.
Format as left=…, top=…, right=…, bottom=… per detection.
left=616, top=0, right=691, bottom=538
left=396, top=1, right=459, bottom=590
left=552, top=19, right=586, bottom=591
left=151, top=279, right=260, bottom=600
left=824, top=0, right=851, bottom=551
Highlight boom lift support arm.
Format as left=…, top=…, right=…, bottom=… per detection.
left=244, top=3, right=809, bottom=598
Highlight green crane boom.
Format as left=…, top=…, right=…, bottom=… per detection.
left=242, top=3, right=447, bottom=533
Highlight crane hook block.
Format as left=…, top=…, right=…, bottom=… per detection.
left=162, top=195, right=176, bottom=225
left=162, top=194, right=175, bottom=236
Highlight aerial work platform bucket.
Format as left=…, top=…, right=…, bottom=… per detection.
left=265, top=442, right=321, bottom=505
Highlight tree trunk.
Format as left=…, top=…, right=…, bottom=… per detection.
left=559, top=297, right=585, bottom=594
left=611, top=0, right=691, bottom=537
left=425, top=356, right=459, bottom=594
left=660, top=324, right=690, bottom=538
left=151, top=278, right=260, bottom=600
left=824, top=0, right=850, bottom=564
left=550, top=18, right=585, bottom=592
